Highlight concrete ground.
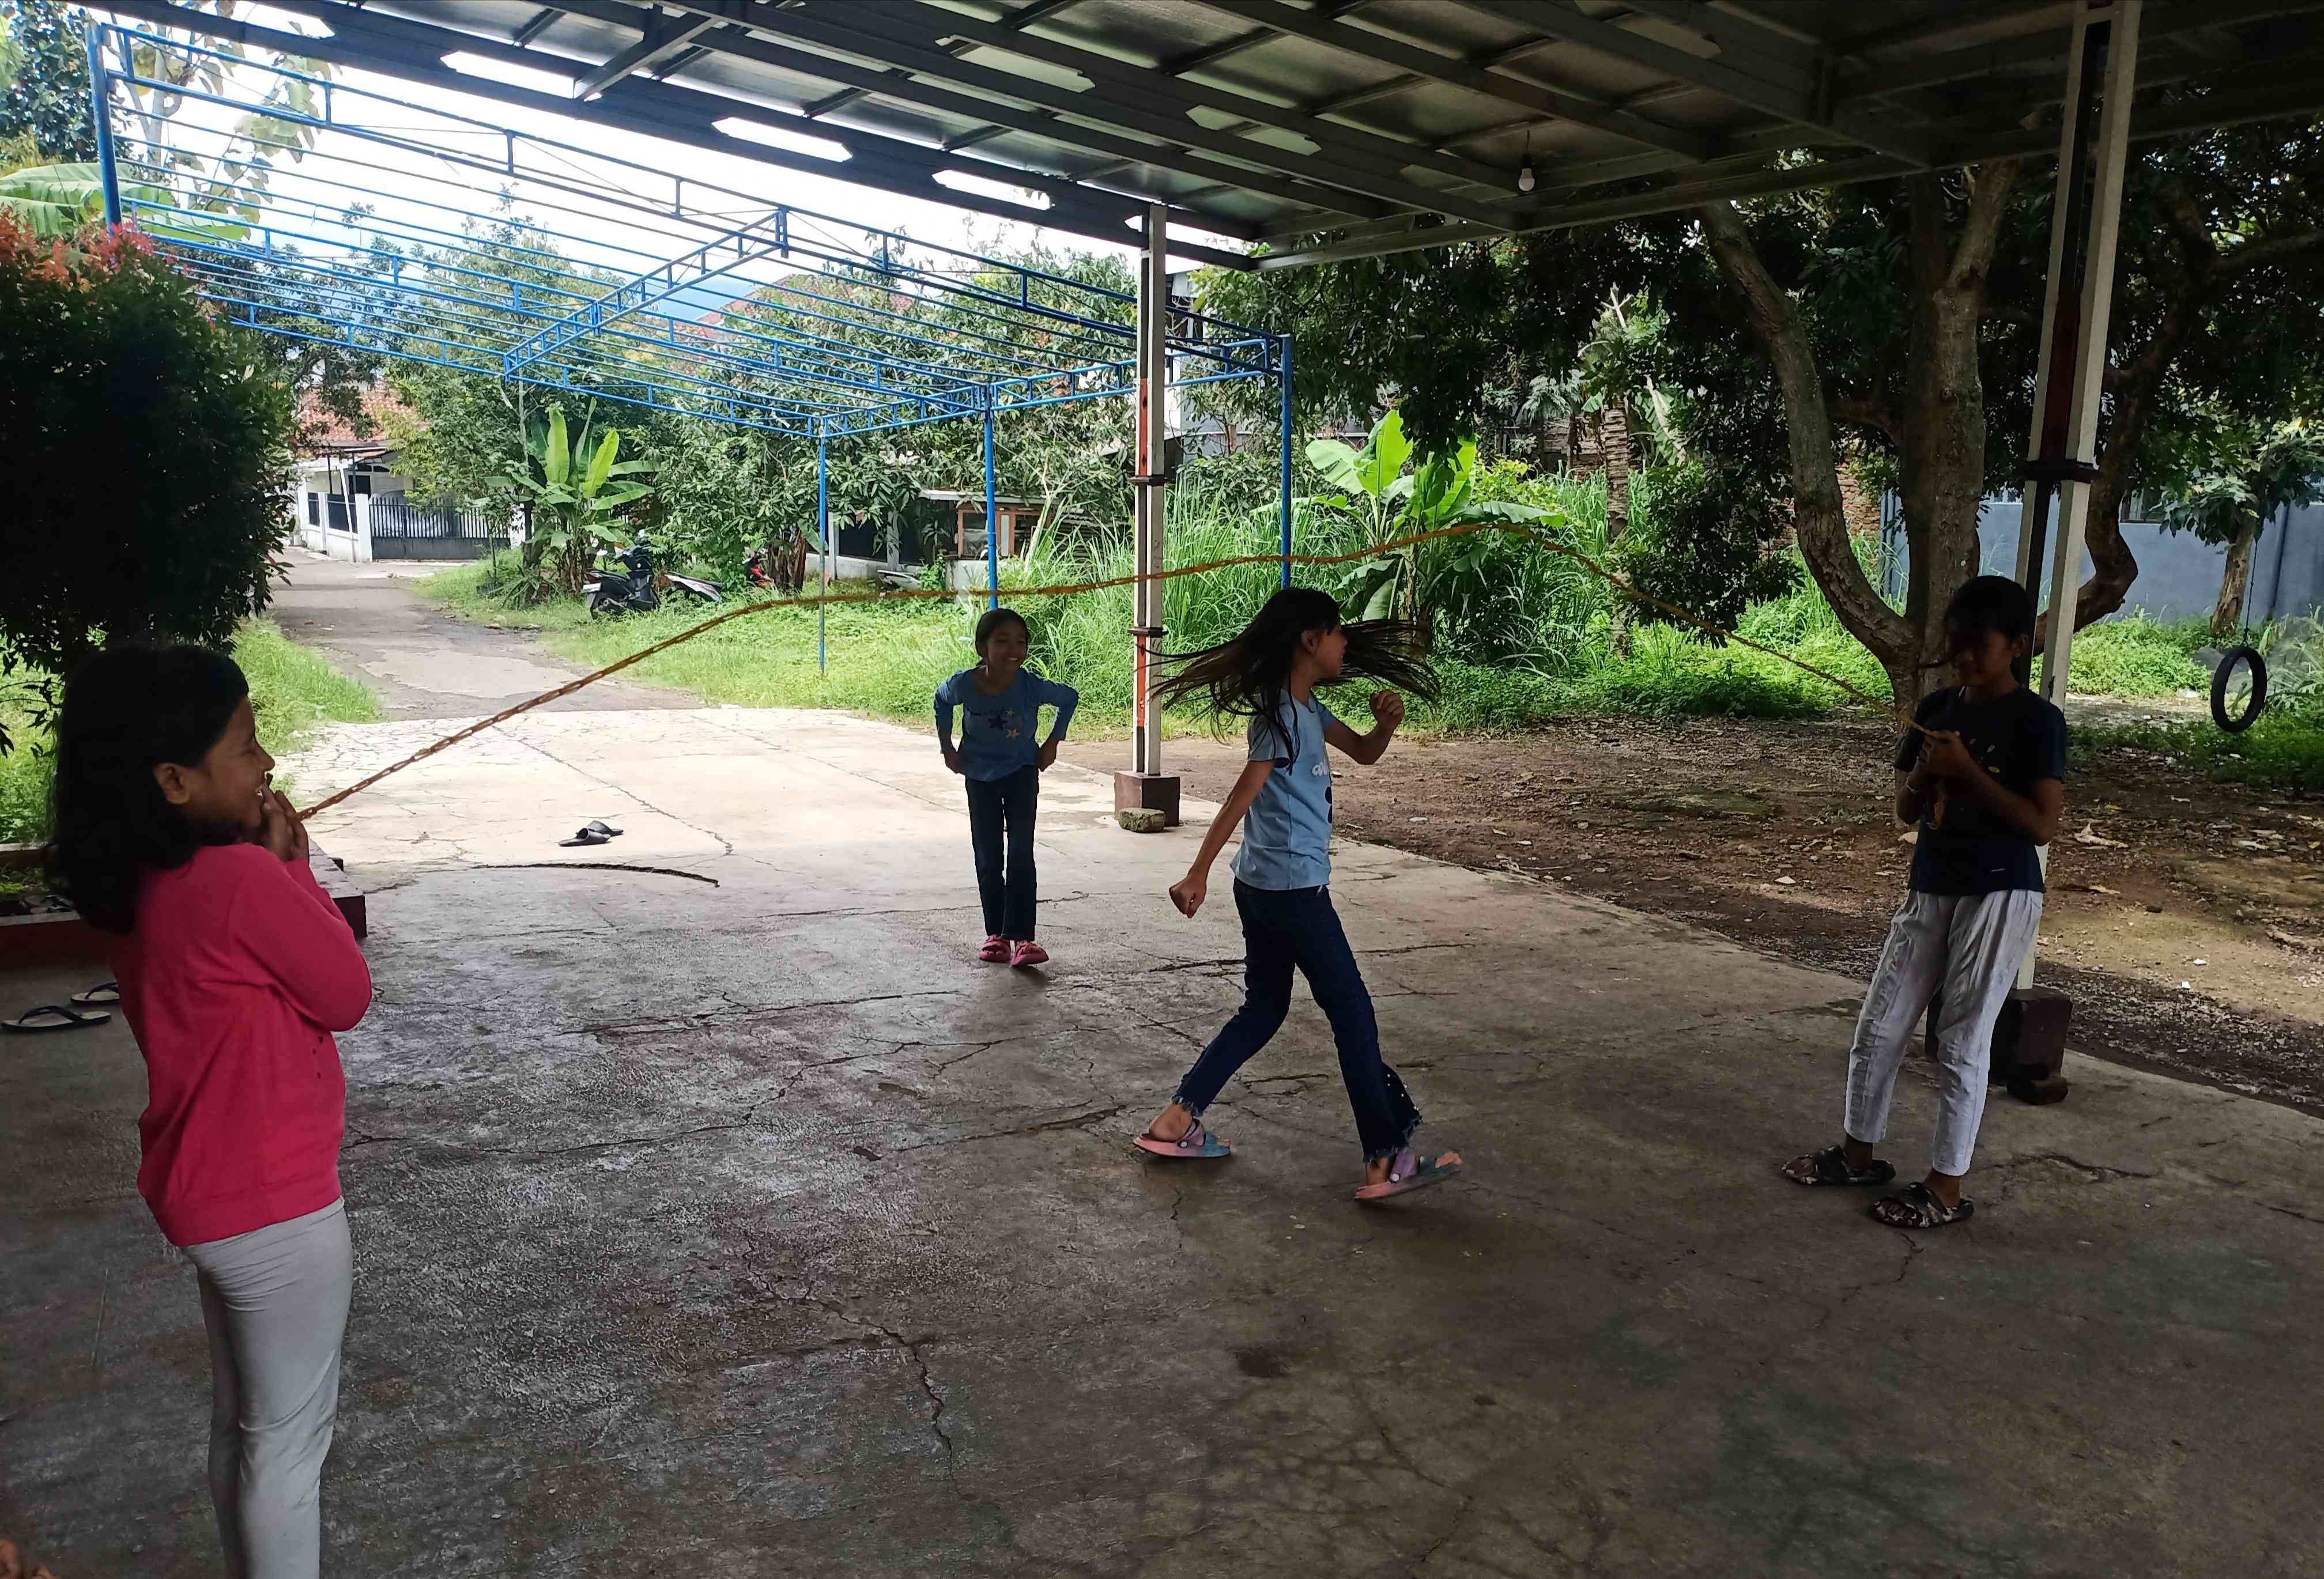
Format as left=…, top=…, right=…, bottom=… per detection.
left=267, top=552, right=689, bottom=717
left=5, top=600, right=2323, bottom=1576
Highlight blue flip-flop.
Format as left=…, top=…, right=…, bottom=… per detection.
left=1133, top=1119, right=1232, bottom=1159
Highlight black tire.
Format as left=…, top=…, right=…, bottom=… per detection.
left=2211, top=645, right=2268, bottom=733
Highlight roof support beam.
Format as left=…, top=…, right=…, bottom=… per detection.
left=1183, top=0, right=1719, bottom=160
left=716, top=2, right=1510, bottom=226
left=574, top=12, right=720, bottom=99
left=1452, top=0, right=1930, bottom=165
left=511, top=7, right=560, bottom=47
left=544, top=0, right=1397, bottom=221
left=98, top=0, right=1266, bottom=267
left=802, top=0, right=1518, bottom=198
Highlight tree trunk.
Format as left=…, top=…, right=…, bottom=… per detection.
left=1697, top=163, right=2017, bottom=710
left=1697, top=201, right=1912, bottom=700
left=1604, top=401, right=1633, bottom=656
left=2211, top=513, right=2259, bottom=637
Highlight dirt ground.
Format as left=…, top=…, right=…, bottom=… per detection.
left=1063, top=712, right=2324, bottom=1117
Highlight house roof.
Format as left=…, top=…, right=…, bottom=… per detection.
left=295, top=384, right=420, bottom=456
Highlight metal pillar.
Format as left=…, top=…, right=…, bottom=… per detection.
left=2003, top=0, right=2139, bottom=1038
left=2016, top=0, right=2141, bottom=704
left=1115, top=203, right=1181, bottom=828
left=88, top=27, right=121, bottom=225
left=983, top=404, right=999, bottom=609
left=1278, top=333, right=1295, bottom=586
left=815, top=433, right=828, bottom=673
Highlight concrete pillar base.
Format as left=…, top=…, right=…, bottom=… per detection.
left=1938, top=984, right=2072, bottom=1105
left=1113, top=771, right=1182, bottom=829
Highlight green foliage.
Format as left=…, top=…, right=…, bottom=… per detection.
left=2078, top=709, right=2324, bottom=792
left=0, top=0, right=93, bottom=165
left=0, top=218, right=293, bottom=735
left=0, top=617, right=379, bottom=842
left=2062, top=615, right=2208, bottom=697
left=1617, top=459, right=1800, bottom=638
left=502, top=402, right=657, bottom=592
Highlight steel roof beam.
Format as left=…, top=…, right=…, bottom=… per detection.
left=1452, top=0, right=1930, bottom=166
left=1183, top=0, right=1718, bottom=161
left=541, top=0, right=1396, bottom=221
left=511, top=7, right=561, bottom=47
left=788, top=0, right=1519, bottom=199
left=704, top=2, right=1507, bottom=226
left=574, top=11, right=720, bottom=99
left=99, top=0, right=1265, bottom=268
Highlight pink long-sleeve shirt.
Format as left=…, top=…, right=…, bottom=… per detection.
left=112, top=843, right=372, bottom=1247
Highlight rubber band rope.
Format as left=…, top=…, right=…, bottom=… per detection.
left=302, top=520, right=1918, bottom=818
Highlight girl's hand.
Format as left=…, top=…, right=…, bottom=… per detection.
left=942, top=746, right=963, bottom=775
left=1039, top=738, right=1059, bottom=771
left=1169, top=870, right=1207, bottom=918
left=1369, top=690, right=1405, bottom=731
left=259, top=787, right=310, bottom=864
left=1921, top=728, right=1976, bottom=783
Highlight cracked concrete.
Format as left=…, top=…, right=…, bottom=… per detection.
left=6, top=585, right=2324, bottom=1576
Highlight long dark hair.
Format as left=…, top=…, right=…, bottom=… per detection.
left=974, top=605, right=1030, bottom=656
left=47, top=644, right=251, bottom=934
left=1153, top=586, right=1438, bottom=752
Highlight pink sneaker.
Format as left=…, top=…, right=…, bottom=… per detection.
left=978, top=935, right=1011, bottom=963
left=1010, top=939, right=1050, bottom=968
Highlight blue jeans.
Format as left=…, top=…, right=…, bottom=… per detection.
left=1174, top=881, right=1420, bottom=1161
left=965, top=765, right=1039, bottom=938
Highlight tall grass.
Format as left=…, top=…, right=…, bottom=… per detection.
left=0, top=619, right=382, bottom=845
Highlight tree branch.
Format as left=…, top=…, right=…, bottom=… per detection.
left=2216, top=228, right=2324, bottom=274
left=1835, top=394, right=1902, bottom=443
left=1696, top=201, right=1910, bottom=670
left=1948, top=159, right=2023, bottom=288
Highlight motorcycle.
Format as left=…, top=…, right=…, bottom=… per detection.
left=584, top=538, right=722, bottom=616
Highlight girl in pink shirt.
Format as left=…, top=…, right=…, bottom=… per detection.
left=50, top=645, right=371, bottom=1579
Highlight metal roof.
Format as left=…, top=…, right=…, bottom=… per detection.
left=103, top=1, right=2324, bottom=270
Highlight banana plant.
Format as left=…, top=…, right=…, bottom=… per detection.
left=1303, top=410, right=1550, bottom=629
left=0, top=163, right=243, bottom=240
left=504, top=404, right=657, bottom=594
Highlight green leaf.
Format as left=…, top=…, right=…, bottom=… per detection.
left=1356, top=410, right=1413, bottom=496
left=543, top=406, right=571, bottom=490
left=1304, top=437, right=1365, bottom=496
left=582, top=428, right=621, bottom=497
left=1360, top=574, right=1401, bottom=623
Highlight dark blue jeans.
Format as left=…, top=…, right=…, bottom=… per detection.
left=965, top=765, right=1040, bottom=939
left=1174, top=881, right=1420, bottom=1161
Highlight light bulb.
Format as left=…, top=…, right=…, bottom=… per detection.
left=1518, top=161, right=1535, bottom=194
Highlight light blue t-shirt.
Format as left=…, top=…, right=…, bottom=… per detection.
left=934, top=667, right=1079, bottom=781
left=1232, top=694, right=1338, bottom=890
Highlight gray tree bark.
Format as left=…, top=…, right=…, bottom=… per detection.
left=1698, top=159, right=2019, bottom=707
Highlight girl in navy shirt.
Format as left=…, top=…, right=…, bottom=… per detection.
left=935, top=607, right=1078, bottom=967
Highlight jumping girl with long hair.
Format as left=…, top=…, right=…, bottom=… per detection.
left=48, top=644, right=372, bottom=1577
left=1133, top=586, right=1465, bottom=1200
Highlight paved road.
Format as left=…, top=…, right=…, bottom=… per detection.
left=269, top=550, right=692, bottom=719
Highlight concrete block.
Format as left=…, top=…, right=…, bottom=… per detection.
left=1116, top=807, right=1167, bottom=833
left=1113, top=770, right=1181, bottom=828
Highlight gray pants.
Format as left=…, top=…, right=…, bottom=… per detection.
left=183, top=1199, right=352, bottom=1579
left=1844, top=889, right=2043, bottom=1178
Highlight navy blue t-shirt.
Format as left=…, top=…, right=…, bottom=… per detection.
left=1896, top=684, right=2069, bottom=896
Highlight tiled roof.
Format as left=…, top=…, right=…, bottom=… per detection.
left=295, top=384, right=419, bottom=454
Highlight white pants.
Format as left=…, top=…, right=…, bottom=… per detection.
left=183, top=1199, right=352, bottom=1579
left=1844, top=889, right=2043, bottom=1178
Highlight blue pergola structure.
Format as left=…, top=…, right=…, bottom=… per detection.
left=87, top=24, right=1291, bottom=734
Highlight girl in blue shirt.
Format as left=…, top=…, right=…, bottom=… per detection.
left=935, top=607, right=1078, bottom=968
left=1133, top=587, right=1465, bottom=1201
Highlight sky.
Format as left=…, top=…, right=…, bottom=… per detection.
left=91, top=3, right=1242, bottom=277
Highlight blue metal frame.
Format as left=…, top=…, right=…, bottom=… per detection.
left=89, top=22, right=1295, bottom=573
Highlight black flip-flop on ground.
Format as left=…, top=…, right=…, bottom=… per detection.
left=5, top=1003, right=114, bottom=1033
left=71, top=981, right=120, bottom=1007
left=1869, top=1181, right=1974, bottom=1230
left=557, top=819, right=624, bottom=847
left=1783, top=1144, right=1895, bottom=1188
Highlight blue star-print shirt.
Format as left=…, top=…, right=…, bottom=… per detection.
left=934, top=667, right=1080, bottom=781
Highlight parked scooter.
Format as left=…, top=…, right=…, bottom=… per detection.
left=584, top=537, right=721, bottom=615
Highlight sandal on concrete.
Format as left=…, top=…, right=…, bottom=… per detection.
left=1784, top=1144, right=1895, bottom=1188
left=1870, top=1181, right=1974, bottom=1230
left=5, top=1003, right=112, bottom=1033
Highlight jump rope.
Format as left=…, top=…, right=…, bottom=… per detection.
left=301, top=519, right=1922, bottom=819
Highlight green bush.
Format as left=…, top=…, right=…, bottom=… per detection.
left=2064, top=614, right=2208, bottom=697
